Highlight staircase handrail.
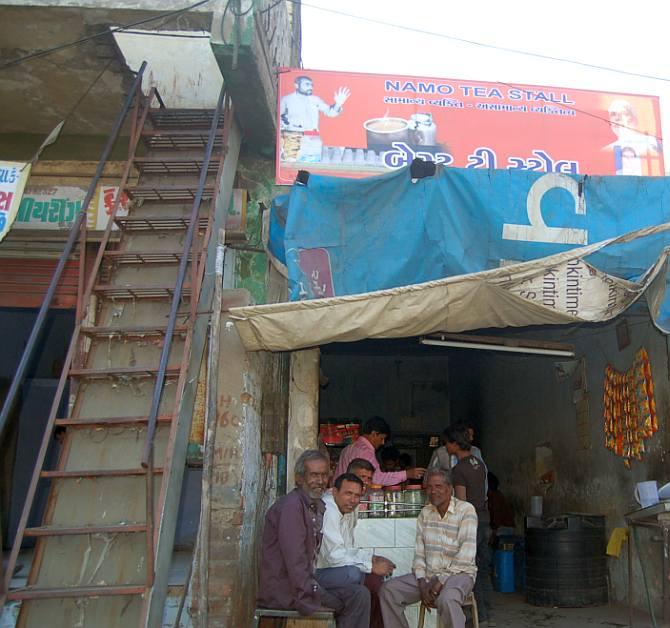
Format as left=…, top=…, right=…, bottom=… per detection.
left=0, top=61, right=148, bottom=443
left=1, top=63, right=151, bottom=597
left=141, top=86, right=227, bottom=471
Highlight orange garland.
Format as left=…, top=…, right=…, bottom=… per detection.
left=603, top=347, right=658, bottom=468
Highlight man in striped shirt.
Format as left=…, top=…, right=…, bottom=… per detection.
left=379, top=469, right=478, bottom=628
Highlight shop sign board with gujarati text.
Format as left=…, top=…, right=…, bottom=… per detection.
left=276, top=68, right=663, bottom=184
left=0, top=162, right=32, bottom=242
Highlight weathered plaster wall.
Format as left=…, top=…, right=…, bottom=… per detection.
left=449, top=314, right=669, bottom=615
left=320, top=354, right=450, bottom=435
left=191, top=307, right=263, bottom=626
left=191, top=298, right=288, bottom=627
left=211, top=0, right=299, bottom=149
left=0, top=134, right=131, bottom=162
left=287, top=349, right=320, bottom=487
left=232, top=156, right=280, bottom=305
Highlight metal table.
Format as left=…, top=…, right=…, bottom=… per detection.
left=625, top=501, right=670, bottom=626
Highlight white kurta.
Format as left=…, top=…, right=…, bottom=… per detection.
left=316, top=491, right=373, bottom=572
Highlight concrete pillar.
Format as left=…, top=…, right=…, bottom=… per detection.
left=287, top=348, right=320, bottom=486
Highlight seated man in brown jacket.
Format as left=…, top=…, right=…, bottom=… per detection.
left=257, top=449, right=370, bottom=628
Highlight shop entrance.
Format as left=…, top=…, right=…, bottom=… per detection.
left=0, top=307, right=74, bottom=551
left=315, top=316, right=661, bottom=625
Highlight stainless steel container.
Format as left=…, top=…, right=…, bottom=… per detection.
left=410, top=113, right=437, bottom=145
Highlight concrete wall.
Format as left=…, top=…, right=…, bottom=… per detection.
left=449, top=313, right=669, bottom=614
left=320, top=354, right=450, bottom=435
left=191, top=303, right=288, bottom=627
left=190, top=307, right=262, bottom=626
left=114, top=30, right=224, bottom=109
left=232, top=156, right=278, bottom=305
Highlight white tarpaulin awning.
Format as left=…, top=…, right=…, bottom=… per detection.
left=230, top=224, right=670, bottom=352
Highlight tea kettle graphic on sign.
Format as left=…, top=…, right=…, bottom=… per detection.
left=409, top=113, right=437, bottom=145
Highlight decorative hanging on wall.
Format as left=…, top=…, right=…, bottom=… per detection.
left=603, top=347, right=658, bottom=468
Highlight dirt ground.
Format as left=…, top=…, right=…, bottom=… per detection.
left=486, top=592, right=664, bottom=628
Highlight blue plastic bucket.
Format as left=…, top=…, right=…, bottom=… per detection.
left=494, top=549, right=515, bottom=593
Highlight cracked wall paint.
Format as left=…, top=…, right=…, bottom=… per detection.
left=449, top=314, right=669, bottom=616
left=233, top=157, right=278, bottom=305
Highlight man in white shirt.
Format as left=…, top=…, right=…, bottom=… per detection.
left=316, top=473, right=395, bottom=586
left=280, top=75, right=350, bottom=132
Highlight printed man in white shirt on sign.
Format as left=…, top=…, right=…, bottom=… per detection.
left=379, top=468, right=478, bottom=628
left=280, top=75, right=350, bottom=132
left=316, top=473, right=396, bottom=588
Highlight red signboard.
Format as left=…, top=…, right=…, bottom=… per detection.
left=276, top=68, right=663, bottom=185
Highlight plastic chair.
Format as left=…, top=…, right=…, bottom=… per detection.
left=418, top=591, right=479, bottom=628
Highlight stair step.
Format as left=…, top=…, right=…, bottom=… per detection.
left=24, top=523, right=147, bottom=537
left=125, top=184, right=215, bottom=203
left=103, top=249, right=192, bottom=265
left=56, top=414, right=174, bottom=428
left=41, top=468, right=164, bottom=479
left=8, top=585, right=146, bottom=600
left=142, top=129, right=224, bottom=150
left=69, top=365, right=181, bottom=379
left=93, top=283, right=191, bottom=300
left=80, top=324, right=188, bottom=339
left=133, top=155, right=220, bottom=176
left=115, top=215, right=208, bottom=232
left=148, top=108, right=223, bottom=130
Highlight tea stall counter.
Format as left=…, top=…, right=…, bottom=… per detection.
left=355, top=517, right=439, bottom=628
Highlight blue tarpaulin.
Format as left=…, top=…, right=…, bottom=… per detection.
left=268, top=164, right=670, bottom=332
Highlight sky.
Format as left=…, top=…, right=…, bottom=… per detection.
left=300, top=0, right=670, bottom=166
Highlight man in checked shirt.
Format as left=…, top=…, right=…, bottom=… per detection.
left=379, top=468, right=478, bottom=628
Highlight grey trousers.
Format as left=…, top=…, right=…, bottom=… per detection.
left=318, top=579, right=371, bottom=628
left=379, top=573, right=474, bottom=628
left=316, top=565, right=365, bottom=588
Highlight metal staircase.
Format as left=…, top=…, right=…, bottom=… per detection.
left=3, top=79, right=231, bottom=627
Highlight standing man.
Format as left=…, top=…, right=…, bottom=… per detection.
left=334, top=417, right=425, bottom=487
left=446, top=426, right=495, bottom=627
left=379, top=469, right=478, bottom=628
left=257, top=450, right=370, bottom=628
left=280, top=75, right=351, bottom=132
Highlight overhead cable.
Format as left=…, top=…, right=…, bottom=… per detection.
left=296, top=0, right=670, bottom=84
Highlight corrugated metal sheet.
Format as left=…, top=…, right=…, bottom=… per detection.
left=0, top=258, right=80, bottom=308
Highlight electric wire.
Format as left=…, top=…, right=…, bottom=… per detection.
left=2, top=0, right=664, bottom=141
left=292, top=0, right=665, bottom=141
left=62, top=58, right=114, bottom=125
left=0, top=0, right=212, bottom=70
left=295, top=0, right=670, bottom=84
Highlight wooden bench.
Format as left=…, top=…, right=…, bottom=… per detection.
left=253, top=607, right=336, bottom=628
left=418, top=591, right=479, bottom=628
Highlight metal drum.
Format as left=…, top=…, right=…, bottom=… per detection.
left=526, top=514, right=607, bottom=607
